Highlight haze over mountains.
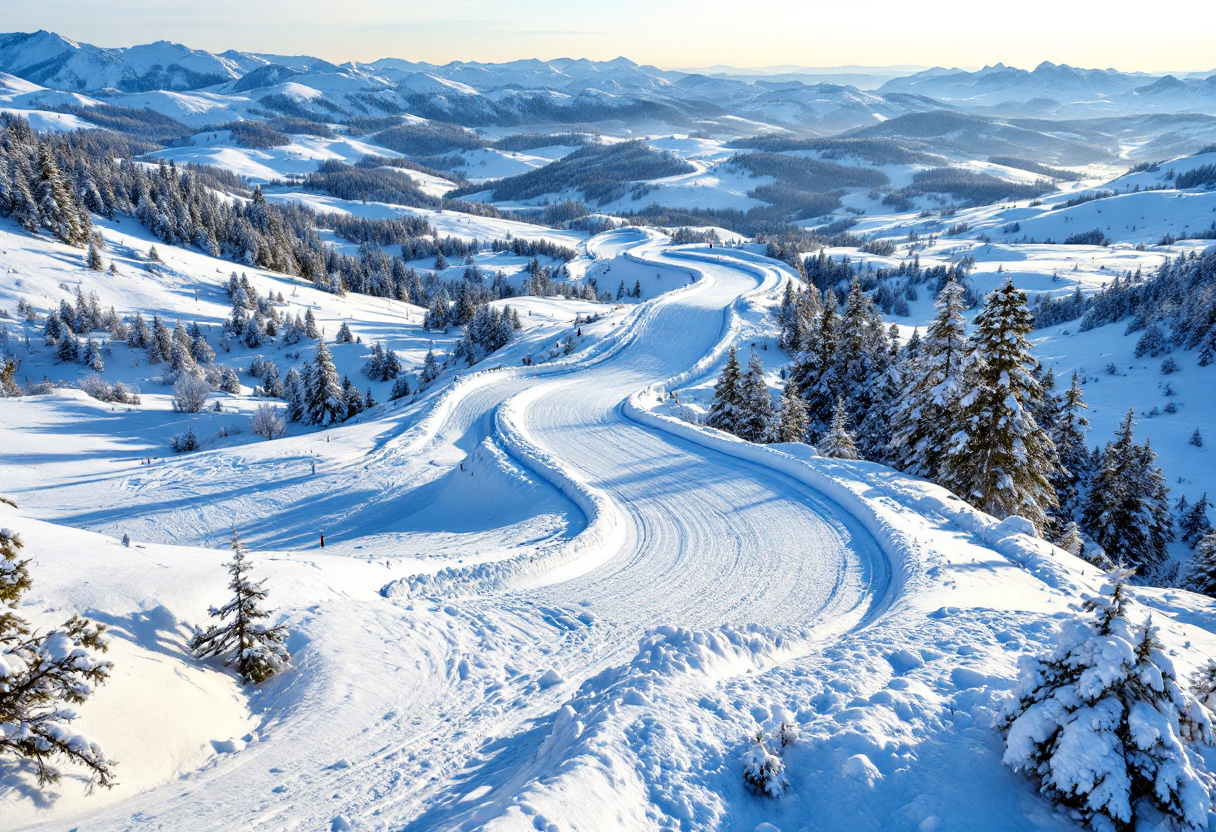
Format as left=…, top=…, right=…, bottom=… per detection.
left=2, top=30, right=1214, bottom=139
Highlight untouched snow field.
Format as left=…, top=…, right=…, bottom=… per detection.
left=3, top=219, right=1216, bottom=832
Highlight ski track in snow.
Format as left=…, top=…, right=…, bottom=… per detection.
left=5, top=229, right=907, bottom=831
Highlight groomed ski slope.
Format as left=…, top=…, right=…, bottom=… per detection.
left=6, top=228, right=1213, bottom=832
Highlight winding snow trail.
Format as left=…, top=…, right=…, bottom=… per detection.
left=13, top=230, right=892, bottom=832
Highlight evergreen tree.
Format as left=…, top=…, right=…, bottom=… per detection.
left=1082, top=409, right=1175, bottom=572
left=772, top=384, right=809, bottom=444
left=0, top=526, right=114, bottom=788
left=189, top=532, right=290, bottom=685
left=888, top=279, right=969, bottom=479
left=818, top=398, right=859, bottom=460
left=736, top=353, right=774, bottom=443
left=83, top=336, right=103, bottom=372
left=1191, top=428, right=1203, bottom=448
left=1179, top=494, right=1212, bottom=548
left=303, top=341, right=344, bottom=426
left=282, top=368, right=304, bottom=422
left=56, top=333, right=79, bottom=363
left=792, top=289, right=841, bottom=439
left=1002, top=569, right=1210, bottom=832
left=706, top=346, right=743, bottom=436
left=303, top=309, right=320, bottom=340
left=1050, top=372, right=1092, bottom=528
left=86, top=243, right=104, bottom=271
left=419, top=347, right=441, bottom=386
left=941, top=279, right=1057, bottom=531
left=335, top=322, right=354, bottom=344
left=1055, top=521, right=1085, bottom=558
left=34, top=145, right=89, bottom=246
left=389, top=375, right=412, bottom=401
left=1185, top=531, right=1216, bottom=596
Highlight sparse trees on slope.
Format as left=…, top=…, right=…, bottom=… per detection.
left=1082, top=409, right=1174, bottom=573
left=818, top=398, right=859, bottom=460
left=189, top=532, right=290, bottom=686
left=1002, top=568, right=1210, bottom=832
left=941, top=278, right=1057, bottom=531
left=706, top=346, right=743, bottom=436
left=0, top=526, right=114, bottom=789
left=888, top=279, right=969, bottom=479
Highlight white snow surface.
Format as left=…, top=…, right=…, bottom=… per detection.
left=3, top=222, right=1216, bottom=832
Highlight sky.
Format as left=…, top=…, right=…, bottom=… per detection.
left=8, top=0, right=1216, bottom=73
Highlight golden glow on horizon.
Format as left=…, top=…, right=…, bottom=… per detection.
left=10, top=0, right=1216, bottom=73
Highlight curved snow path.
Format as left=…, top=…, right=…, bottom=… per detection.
left=15, top=231, right=893, bottom=832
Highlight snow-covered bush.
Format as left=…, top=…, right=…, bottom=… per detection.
left=170, top=427, right=198, bottom=453
left=741, top=730, right=788, bottom=798
left=172, top=374, right=210, bottom=413
left=1002, top=568, right=1211, bottom=831
left=78, top=374, right=139, bottom=405
left=250, top=403, right=286, bottom=440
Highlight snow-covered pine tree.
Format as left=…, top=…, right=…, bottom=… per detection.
left=1056, top=521, right=1085, bottom=558
left=34, top=145, right=89, bottom=246
left=335, top=322, right=354, bottom=344
left=1179, top=494, right=1212, bottom=548
left=741, top=730, right=788, bottom=797
left=1003, top=568, right=1210, bottom=831
left=791, top=288, right=841, bottom=440
left=282, top=368, right=304, bottom=422
left=818, top=397, right=859, bottom=460
left=86, top=243, right=104, bottom=271
left=83, top=336, right=103, bottom=372
left=940, top=278, right=1057, bottom=532
left=419, top=348, right=441, bottom=387
left=1049, top=372, right=1092, bottom=531
left=389, top=375, right=412, bottom=401
left=303, top=341, right=344, bottom=426
left=1081, top=409, right=1175, bottom=573
left=189, top=532, right=290, bottom=685
left=303, top=309, right=320, bottom=340
left=706, top=346, right=743, bottom=436
left=888, top=279, right=969, bottom=479
left=0, top=526, right=114, bottom=788
left=736, top=353, right=774, bottom=443
left=1184, top=530, right=1216, bottom=596
left=772, top=383, right=809, bottom=444
left=55, top=333, right=79, bottom=364
left=1191, top=428, right=1204, bottom=448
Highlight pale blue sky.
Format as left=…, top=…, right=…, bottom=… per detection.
left=11, top=0, right=1216, bottom=72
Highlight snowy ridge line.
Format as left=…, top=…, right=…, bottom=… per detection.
left=381, top=384, right=627, bottom=600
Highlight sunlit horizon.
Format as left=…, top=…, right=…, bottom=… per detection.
left=7, top=0, right=1215, bottom=75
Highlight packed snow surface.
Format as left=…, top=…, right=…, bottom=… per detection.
left=3, top=224, right=1216, bottom=832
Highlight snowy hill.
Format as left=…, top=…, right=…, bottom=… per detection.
left=6, top=33, right=1216, bottom=832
